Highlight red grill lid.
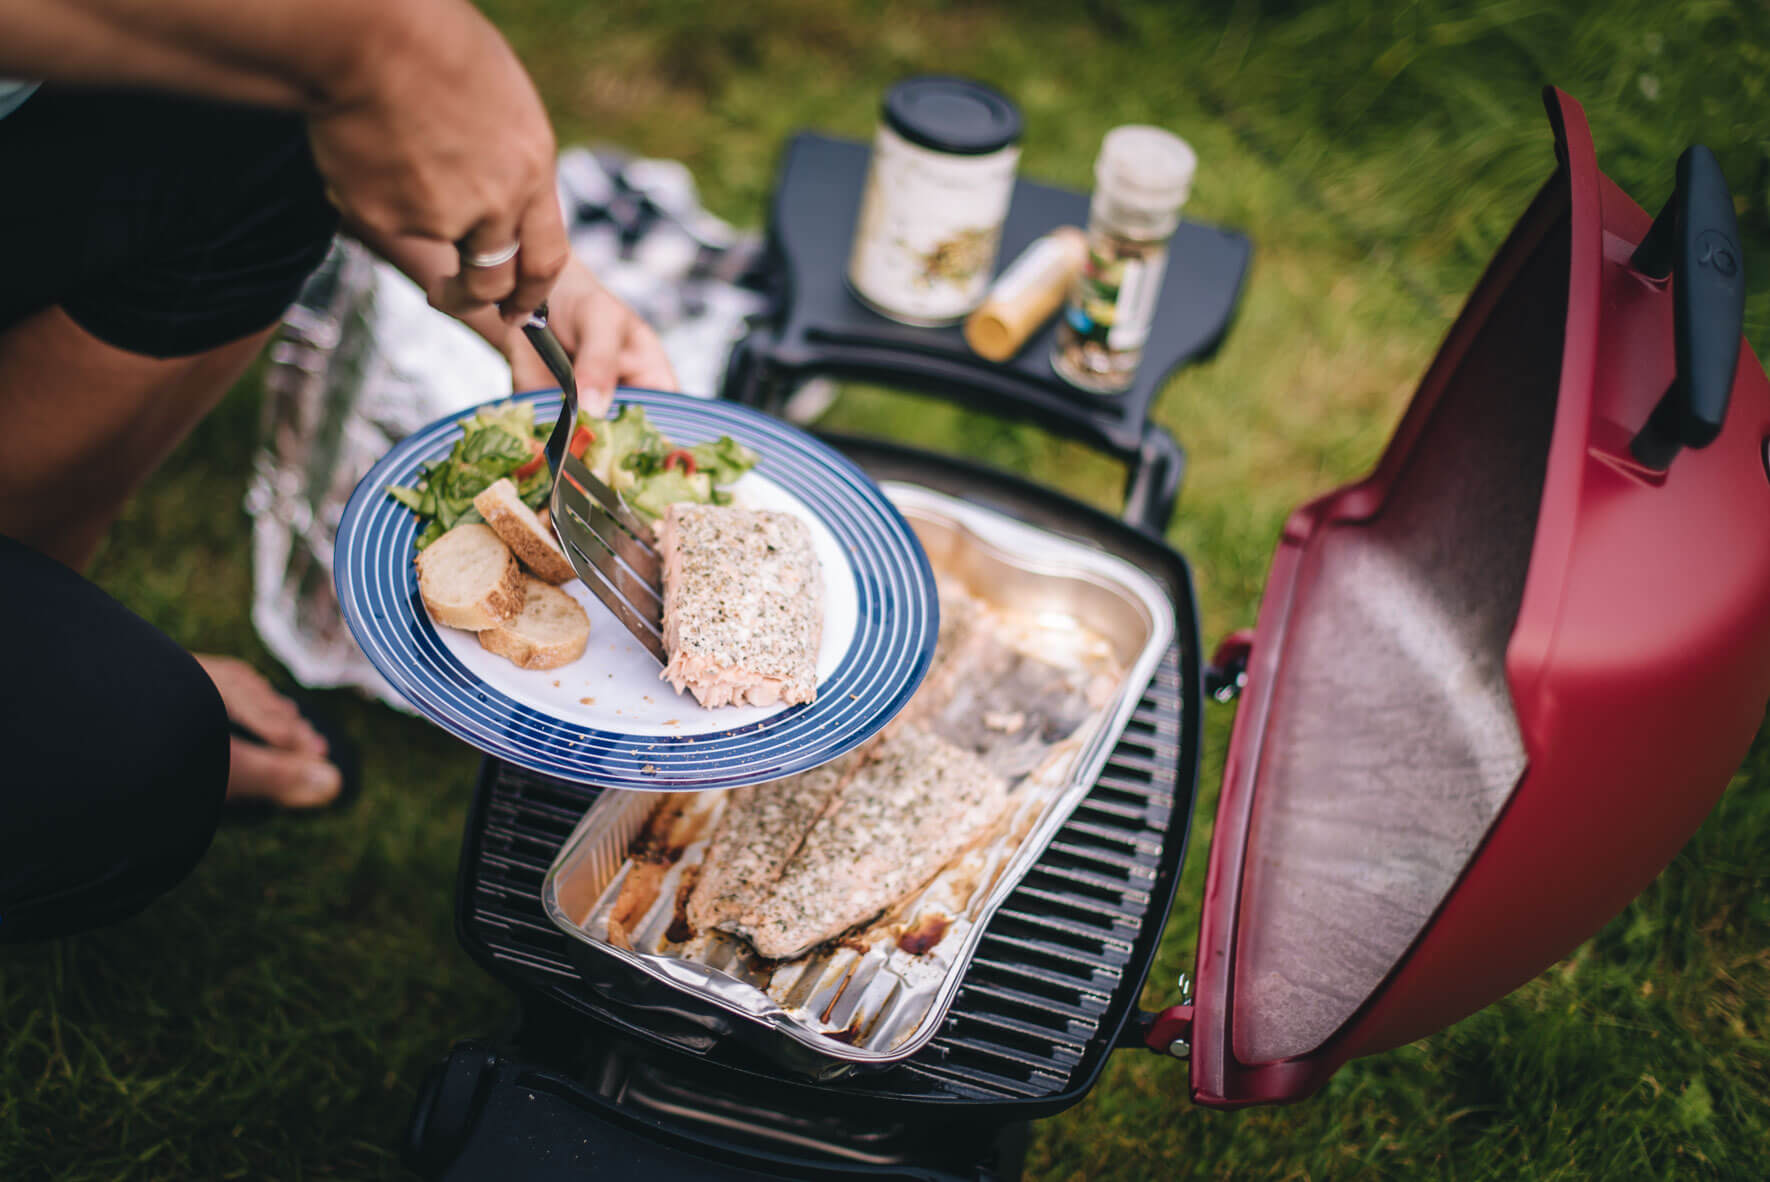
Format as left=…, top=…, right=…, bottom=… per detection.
left=1169, top=90, right=1770, bottom=1107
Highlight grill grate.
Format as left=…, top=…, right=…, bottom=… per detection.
left=458, top=642, right=1186, bottom=1106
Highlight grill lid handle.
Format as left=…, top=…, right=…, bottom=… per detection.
left=1629, top=145, right=1744, bottom=469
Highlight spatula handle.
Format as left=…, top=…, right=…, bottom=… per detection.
left=522, top=301, right=580, bottom=477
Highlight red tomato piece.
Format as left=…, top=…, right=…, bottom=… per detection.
left=513, top=437, right=547, bottom=480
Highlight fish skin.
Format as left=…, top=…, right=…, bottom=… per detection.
left=685, top=755, right=855, bottom=933
left=722, top=726, right=1009, bottom=960
left=688, top=579, right=1097, bottom=960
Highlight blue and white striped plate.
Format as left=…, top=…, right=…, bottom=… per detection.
left=335, top=389, right=938, bottom=790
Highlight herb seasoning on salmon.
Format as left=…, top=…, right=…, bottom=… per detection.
left=701, top=725, right=1010, bottom=960
left=658, top=503, right=823, bottom=708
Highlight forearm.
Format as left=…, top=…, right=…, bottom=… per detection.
left=4, top=0, right=572, bottom=320
left=0, top=0, right=423, bottom=111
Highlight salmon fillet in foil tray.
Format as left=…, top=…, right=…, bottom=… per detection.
left=542, top=483, right=1174, bottom=1072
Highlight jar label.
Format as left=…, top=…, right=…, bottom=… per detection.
left=848, top=126, right=1019, bottom=323
left=1106, top=249, right=1168, bottom=352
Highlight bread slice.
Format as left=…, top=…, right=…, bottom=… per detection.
left=473, top=478, right=576, bottom=585
left=478, top=577, right=591, bottom=670
left=416, top=522, right=526, bottom=630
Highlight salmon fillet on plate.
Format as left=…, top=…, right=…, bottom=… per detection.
left=658, top=503, right=823, bottom=708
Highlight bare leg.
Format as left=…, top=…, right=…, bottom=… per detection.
left=0, top=306, right=271, bottom=567
left=0, top=306, right=342, bottom=807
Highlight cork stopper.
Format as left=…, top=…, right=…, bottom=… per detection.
left=964, top=227, right=1090, bottom=361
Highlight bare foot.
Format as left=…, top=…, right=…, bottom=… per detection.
left=194, top=655, right=343, bottom=809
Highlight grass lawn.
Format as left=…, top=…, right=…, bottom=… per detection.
left=5, top=1, right=1769, bottom=1177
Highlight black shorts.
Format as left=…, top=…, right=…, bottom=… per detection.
left=0, top=536, right=230, bottom=943
left=0, top=85, right=339, bottom=357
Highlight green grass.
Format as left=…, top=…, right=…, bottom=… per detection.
left=4, top=1, right=1769, bottom=1177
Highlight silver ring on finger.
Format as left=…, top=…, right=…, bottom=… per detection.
left=459, top=241, right=520, bottom=268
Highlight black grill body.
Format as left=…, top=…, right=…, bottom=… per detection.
left=407, top=437, right=1203, bottom=1179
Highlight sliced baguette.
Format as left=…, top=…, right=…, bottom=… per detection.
left=478, top=577, right=591, bottom=670
left=473, top=478, right=576, bottom=585
left=416, top=523, right=526, bottom=630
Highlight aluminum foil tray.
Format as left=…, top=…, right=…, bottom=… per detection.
left=541, top=482, right=1174, bottom=1074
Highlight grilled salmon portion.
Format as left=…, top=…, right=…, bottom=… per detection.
left=686, top=754, right=855, bottom=933
left=657, top=504, right=823, bottom=708
left=720, top=726, right=1009, bottom=960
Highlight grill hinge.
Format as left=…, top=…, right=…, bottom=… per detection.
left=1145, top=1003, right=1195, bottom=1060
left=1121, top=973, right=1195, bottom=1059
left=1203, top=630, right=1255, bottom=703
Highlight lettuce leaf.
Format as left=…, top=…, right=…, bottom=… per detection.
left=386, top=485, right=426, bottom=513
left=391, top=398, right=760, bottom=553
left=415, top=519, right=447, bottom=549
left=687, top=436, right=759, bottom=484
left=516, top=463, right=552, bottom=510
left=626, top=469, right=713, bottom=521
left=586, top=405, right=660, bottom=490
left=463, top=401, right=535, bottom=441
left=459, top=424, right=532, bottom=467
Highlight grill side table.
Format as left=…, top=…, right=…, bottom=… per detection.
left=721, top=132, right=1252, bottom=533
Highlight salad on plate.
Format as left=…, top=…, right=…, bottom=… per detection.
left=386, top=401, right=758, bottom=549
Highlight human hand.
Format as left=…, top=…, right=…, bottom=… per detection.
left=357, top=229, right=676, bottom=412
left=503, top=258, right=678, bottom=414
left=304, top=0, right=567, bottom=321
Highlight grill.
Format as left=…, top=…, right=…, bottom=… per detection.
left=406, top=435, right=1207, bottom=1178
left=460, top=643, right=1187, bottom=1104
left=402, top=95, right=1770, bottom=1173
left=403, top=126, right=1229, bottom=1179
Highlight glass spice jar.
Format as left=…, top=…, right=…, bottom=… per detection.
left=1052, top=126, right=1197, bottom=394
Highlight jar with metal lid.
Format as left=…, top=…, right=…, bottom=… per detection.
left=847, top=77, right=1022, bottom=326
left=1052, top=125, right=1196, bottom=394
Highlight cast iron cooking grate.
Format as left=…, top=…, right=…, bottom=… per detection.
left=459, top=642, right=1185, bottom=1104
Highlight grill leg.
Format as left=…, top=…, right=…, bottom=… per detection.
left=403, top=1046, right=498, bottom=1179
left=988, top=1121, right=1031, bottom=1181
left=405, top=1039, right=1032, bottom=1181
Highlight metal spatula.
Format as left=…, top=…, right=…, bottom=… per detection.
left=522, top=304, right=668, bottom=664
